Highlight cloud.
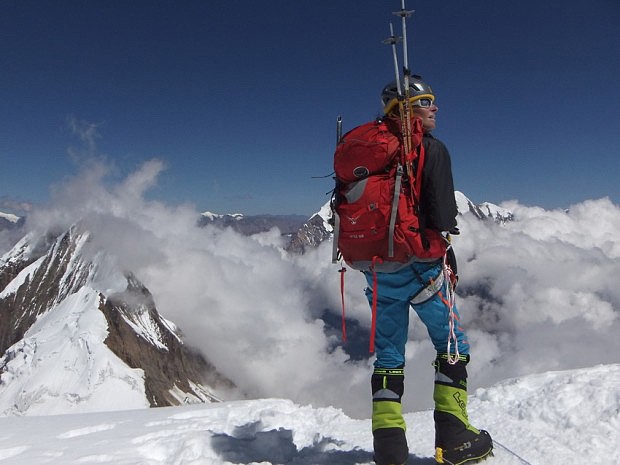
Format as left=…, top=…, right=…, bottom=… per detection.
left=0, top=198, right=33, bottom=214
left=450, top=197, right=620, bottom=392
left=132, top=221, right=373, bottom=414
left=66, top=116, right=103, bottom=159
left=20, top=157, right=371, bottom=415
left=16, top=155, right=620, bottom=418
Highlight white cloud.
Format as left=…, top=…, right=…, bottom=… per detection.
left=450, top=198, right=620, bottom=394
left=21, top=158, right=371, bottom=415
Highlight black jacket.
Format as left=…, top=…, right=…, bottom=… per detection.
left=420, top=133, right=458, bottom=232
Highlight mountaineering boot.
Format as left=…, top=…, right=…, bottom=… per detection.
left=372, top=367, right=408, bottom=465
left=433, top=355, right=493, bottom=465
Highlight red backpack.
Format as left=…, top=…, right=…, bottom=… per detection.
left=331, top=115, right=447, bottom=272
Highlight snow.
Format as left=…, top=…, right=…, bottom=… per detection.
left=0, top=364, right=617, bottom=464
left=0, top=232, right=36, bottom=267
left=0, top=255, right=45, bottom=298
left=455, top=191, right=472, bottom=215
left=477, top=202, right=513, bottom=222
left=201, top=211, right=244, bottom=221
left=0, top=224, right=200, bottom=416
left=0, top=211, right=20, bottom=223
left=454, top=191, right=512, bottom=222
left=316, top=201, right=334, bottom=232
left=119, top=304, right=171, bottom=351
left=0, top=286, right=149, bottom=416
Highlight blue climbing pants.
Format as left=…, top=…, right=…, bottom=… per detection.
left=364, top=259, right=469, bottom=368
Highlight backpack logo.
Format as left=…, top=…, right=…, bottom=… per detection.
left=345, top=215, right=360, bottom=225
left=353, top=166, right=370, bottom=178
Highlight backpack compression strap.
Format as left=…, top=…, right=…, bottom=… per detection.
left=387, top=164, right=404, bottom=258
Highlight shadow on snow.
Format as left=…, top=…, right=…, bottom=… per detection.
left=210, top=422, right=435, bottom=465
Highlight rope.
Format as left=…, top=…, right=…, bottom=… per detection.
left=438, top=252, right=460, bottom=365
left=494, top=439, right=536, bottom=465
left=438, top=439, right=534, bottom=465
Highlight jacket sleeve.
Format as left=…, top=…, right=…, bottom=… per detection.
left=420, top=136, right=458, bottom=231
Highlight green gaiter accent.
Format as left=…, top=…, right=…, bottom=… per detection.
left=373, top=400, right=406, bottom=432
left=372, top=368, right=406, bottom=432
left=433, top=384, right=480, bottom=434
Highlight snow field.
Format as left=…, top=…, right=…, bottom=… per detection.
left=0, top=364, right=618, bottom=465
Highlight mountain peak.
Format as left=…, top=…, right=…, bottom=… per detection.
left=0, top=211, right=20, bottom=223
left=200, top=211, right=244, bottom=221
left=455, top=191, right=513, bottom=223
left=0, top=224, right=233, bottom=415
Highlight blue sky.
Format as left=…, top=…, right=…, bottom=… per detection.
left=1, top=0, right=619, bottom=216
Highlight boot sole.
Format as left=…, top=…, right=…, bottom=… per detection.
left=435, top=446, right=493, bottom=465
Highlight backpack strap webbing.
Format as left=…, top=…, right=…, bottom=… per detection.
left=387, top=164, right=404, bottom=258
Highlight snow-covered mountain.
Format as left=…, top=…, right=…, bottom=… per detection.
left=285, top=202, right=334, bottom=255
left=199, top=211, right=307, bottom=236
left=454, top=191, right=514, bottom=223
left=0, top=211, right=21, bottom=225
left=0, top=211, right=24, bottom=234
left=0, top=363, right=617, bottom=464
left=200, top=211, right=244, bottom=222
left=0, top=223, right=233, bottom=416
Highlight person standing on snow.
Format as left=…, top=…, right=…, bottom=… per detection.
left=367, top=76, right=493, bottom=465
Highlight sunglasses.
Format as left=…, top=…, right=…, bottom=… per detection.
left=412, top=97, right=435, bottom=108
